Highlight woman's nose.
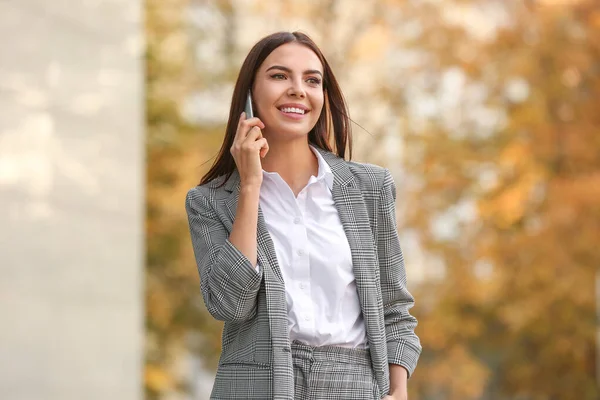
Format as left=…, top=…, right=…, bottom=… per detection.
left=287, top=79, right=306, bottom=98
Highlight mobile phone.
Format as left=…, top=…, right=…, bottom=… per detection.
left=244, top=90, right=254, bottom=119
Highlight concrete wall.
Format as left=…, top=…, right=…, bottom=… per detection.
left=0, top=1, right=143, bottom=399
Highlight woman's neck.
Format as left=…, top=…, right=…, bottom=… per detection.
left=261, top=139, right=318, bottom=196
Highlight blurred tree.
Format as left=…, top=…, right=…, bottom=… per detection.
left=145, top=0, right=227, bottom=397
left=395, top=1, right=600, bottom=399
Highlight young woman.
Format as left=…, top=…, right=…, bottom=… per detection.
left=186, top=31, right=421, bottom=400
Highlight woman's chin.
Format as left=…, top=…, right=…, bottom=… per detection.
left=265, top=125, right=312, bottom=140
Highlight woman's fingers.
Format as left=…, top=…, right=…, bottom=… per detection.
left=253, top=138, right=269, bottom=158
left=237, top=130, right=265, bottom=152
left=234, top=111, right=246, bottom=142
left=235, top=114, right=265, bottom=141
left=231, top=126, right=267, bottom=155
left=247, top=116, right=265, bottom=128
left=259, top=139, right=269, bottom=158
left=248, top=128, right=269, bottom=158
left=229, top=118, right=268, bottom=185
left=244, top=125, right=263, bottom=142
left=230, top=113, right=267, bottom=184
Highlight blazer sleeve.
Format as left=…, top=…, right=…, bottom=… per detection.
left=377, top=170, right=422, bottom=377
left=186, top=188, right=263, bottom=322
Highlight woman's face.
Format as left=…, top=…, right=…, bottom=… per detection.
left=252, top=42, right=324, bottom=142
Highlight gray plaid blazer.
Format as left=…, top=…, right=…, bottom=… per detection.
left=186, top=149, right=421, bottom=399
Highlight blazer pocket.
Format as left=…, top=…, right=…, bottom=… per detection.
left=213, top=362, right=273, bottom=399
left=219, top=360, right=270, bottom=369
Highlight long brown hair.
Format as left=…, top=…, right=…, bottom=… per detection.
left=200, top=31, right=352, bottom=186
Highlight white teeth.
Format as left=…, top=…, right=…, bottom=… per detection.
left=281, top=107, right=305, bottom=115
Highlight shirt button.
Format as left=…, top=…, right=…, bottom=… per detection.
left=293, top=217, right=302, bottom=224
left=297, top=249, right=305, bottom=256
left=304, top=315, right=311, bottom=321
left=300, top=283, right=306, bottom=289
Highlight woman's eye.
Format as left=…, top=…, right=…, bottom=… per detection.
left=271, top=73, right=286, bottom=80
left=307, top=77, right=321, bottom=85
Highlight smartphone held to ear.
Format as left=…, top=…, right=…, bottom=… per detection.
left=245, top=91, right=254, bottom=119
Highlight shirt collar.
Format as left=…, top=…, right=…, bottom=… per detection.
left=309, top=145, right=334, bottom=190
left=262, top=146, right=334, bottom=190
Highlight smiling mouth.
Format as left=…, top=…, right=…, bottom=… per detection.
left=279, top=106, right=309, bottom=115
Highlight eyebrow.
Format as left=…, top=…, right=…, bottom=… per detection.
left=265, top=65, right=323, bottom=77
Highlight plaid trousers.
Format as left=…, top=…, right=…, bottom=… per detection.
left=291, top=341, right=382, bottom=400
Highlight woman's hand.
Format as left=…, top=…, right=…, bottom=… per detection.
left=230, top=112, right=269, bottom=188
left=386, top=364, right=408, bottom=400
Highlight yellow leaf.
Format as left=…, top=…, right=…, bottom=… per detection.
left=350, top=24, right=391, bottom=60
left=145, top=365, right=173, bottom=392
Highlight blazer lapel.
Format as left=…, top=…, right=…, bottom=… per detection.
left=318, top=149, right=387, bottom=378
left=318, top=150, right=379, bottom=304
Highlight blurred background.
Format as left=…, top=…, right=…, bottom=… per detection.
left=147, top=0, right=600, bottom=399
left=2, top=0, right=599, bottom=399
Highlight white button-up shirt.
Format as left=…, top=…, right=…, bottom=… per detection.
left=259, top=147, right=367, bottom=348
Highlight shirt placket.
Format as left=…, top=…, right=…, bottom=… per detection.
left=293, top=186, right=314, bottom=336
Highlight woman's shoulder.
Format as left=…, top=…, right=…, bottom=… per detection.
left=339, top=157, right=392, bottom=192
left=318, top=147, right=393, bottom=193
left=186, top=175, right=232, bottom=206
left=318, top=148, right=389, bottom=185
left=345, top=159, right=388, bottom=177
